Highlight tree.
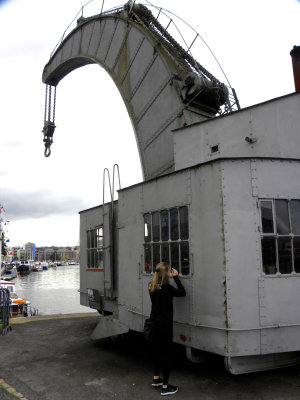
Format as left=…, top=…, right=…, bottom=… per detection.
left=48, top=252, right=61, bottom=262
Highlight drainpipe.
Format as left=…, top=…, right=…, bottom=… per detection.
left=290, top=45, right=300, bottom=92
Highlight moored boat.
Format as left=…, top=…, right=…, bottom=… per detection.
left=33, top=264, right=43, bottom=272
left=56, top=261, right=69, bottom=266
left=42, top=261, right=48, bottom=270
left=17, top=260, right=35, bottom=275
left=2, top=266, right=18, bottom=280
left=0, top=280, right=38, bottom=317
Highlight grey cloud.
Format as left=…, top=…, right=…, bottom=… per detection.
left=0, top=189, right=90, bottom=221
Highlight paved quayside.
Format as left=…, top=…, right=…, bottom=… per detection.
left=1, top=314, right=300, bottom=400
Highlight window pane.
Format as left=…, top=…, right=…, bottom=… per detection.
left=87, top=231, right=91, bottom=248
left=161, top=243, right=169, bottom=264
left=170, top=208, right=179, bottom=240
left=92, top=230, right=96, bottom=249
left=171, top=242, right=179, bottom=270
left=179, top=206, right=189, bottom=240
left=293, top=237, right=300, bottom=273
left=275, top=200, right=290, bottom=235
left=144, top=244, right=152, bottom=273
left=153, top=243, right=160, bottom=269
left=161, top=210, right=169, bottom=241
left=93, top=249, right=97, bottom=268
left=278, top=237, right=292, bottom=274
left=152, top=212, right=160, bottom=242
left=290, top=200, right=300, bottom=235
left=180, top=241, right=189, bottom=275
left=97, top=250, right=103, bottom=269
left=97, top=227, right=103, bottom=248
left=87, top=250, right=91, bottom=268
left=90, top=249, right=93, bottom=268
left=260, top=201, right=274, bottom=233
left=144, top=214, right=151, bottom=242
left=261, top=237, right=277, bottom=274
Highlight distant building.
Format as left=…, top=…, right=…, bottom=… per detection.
left=24, top=242, right=36, bottom=260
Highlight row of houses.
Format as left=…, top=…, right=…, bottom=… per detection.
left=5, top=242, right=79, bottom=263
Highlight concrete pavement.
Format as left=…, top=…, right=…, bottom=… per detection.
left=1, top=314, right=300, bottom=400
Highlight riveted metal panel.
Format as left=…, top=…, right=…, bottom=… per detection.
left=104, top=19, right=127, bottom=70
left=95, top=18, right=118, bottom=63
left=87, top=20, right=102, bottom=56
left=70, top=29, right=82, bottom=57
left=118, top=29, right=148, bottom=87
left=255, top=159, right=300, bottom=198
left=81, top=22, right=95, bottom=54
left=141, top=170, right=190, bottom=211
left=131, top=57, right=170, bottom=118
left=118, top=185, right=144, bottom=319
left=61, top=36, right=74, bottom=62
left=188, top=163, right=226, bottom=329
left=221, top=160, right=261, bottom=328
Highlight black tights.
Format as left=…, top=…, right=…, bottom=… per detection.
left=153, top=323, right=173, bottom=385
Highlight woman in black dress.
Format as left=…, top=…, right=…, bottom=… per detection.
left=149, top=262, right=186, bottom=396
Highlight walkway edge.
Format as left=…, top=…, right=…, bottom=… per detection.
left=10, top=312, right=99, bottom=325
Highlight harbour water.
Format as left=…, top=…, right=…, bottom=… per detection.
left=14, top=264, right=91, bottom=315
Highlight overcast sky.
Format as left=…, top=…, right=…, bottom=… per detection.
left=0, top=0, right=299, bottom=248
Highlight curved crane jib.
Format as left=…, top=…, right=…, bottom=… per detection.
left=41, top=4, right=227, bottom=180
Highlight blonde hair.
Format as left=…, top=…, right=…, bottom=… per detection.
left=149, top=262, right=170, bottom=294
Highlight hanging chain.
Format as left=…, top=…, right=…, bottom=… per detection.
left=48, top=85, right=52, bottom=122
left=53, top=86, right=57, bottom=124
left=42, top=84, right=57, bottom=157
left=44, top=84, right=48, bottom=122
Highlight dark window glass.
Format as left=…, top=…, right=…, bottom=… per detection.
left=278, top=237, right=292, bottom=274
left=161, top=210, right=169, bottom=241
left=89, top=249, right=96, bottom=268
left=87, top=249, right=91, bottom=268
left=144, top=214, right=151, bottom=242
left=290, top=200, right=300, bottom=235
left=153, top=243, right=160, bottom=269
left=293, top=237, right=300, bottom=273
left=144, top=245, right=152, bottom=273
left=92, top=230, right=97, bottom=249
left=180, top=241, right=189, bottom=275
left=179, top=206, right=189, bottom=240
left=261, top=237, right=277, bottom=274
left=170, top=208, right=179, bottom=240
left=152, top=212, right=160, bottom=242
left=161, top=243, right=169, bottom=264
left=275, top=200, right=290, bottom=235
left=87, top=230, right=91, bottom=248
left=171, top=242, right=179, bottom=270
left=97, top=249, right=103, bottom=269
left=93, top=249, right=96, bottom=268
left=260, top=201, right=274, bottom=233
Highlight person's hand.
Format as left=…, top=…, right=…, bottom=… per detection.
left=171, top=268, right=178, bottom=277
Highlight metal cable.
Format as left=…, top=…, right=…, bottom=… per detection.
left=48, top=85, right=52, bottom=121
left=44, top=85, right=48, bottom=122
left=53, top=86, right=57, bottom=123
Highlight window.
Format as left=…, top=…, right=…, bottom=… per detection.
left=87, top=227, right=103, bottom=269
left=144, top=206, right=190, bottom=275
left=259, top=199, right=300, bottom=275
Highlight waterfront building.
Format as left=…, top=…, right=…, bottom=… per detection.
left=24, top=242, right=36, bottom=260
